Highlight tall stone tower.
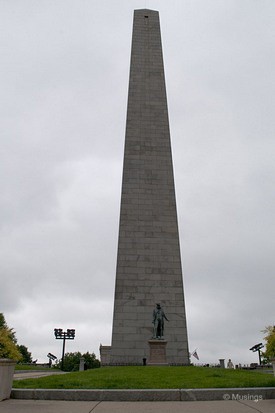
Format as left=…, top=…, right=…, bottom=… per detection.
left=110, top=9, right=189, bottom=365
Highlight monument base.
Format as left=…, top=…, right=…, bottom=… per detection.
left=148, top=340, right=168, bottom=365
left=99, top=345, right=112, bottom=366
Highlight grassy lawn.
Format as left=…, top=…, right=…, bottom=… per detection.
left=13, top=366, right=275, bottom=389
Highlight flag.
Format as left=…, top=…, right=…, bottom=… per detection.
left=192, top=350, right=199, bottom=360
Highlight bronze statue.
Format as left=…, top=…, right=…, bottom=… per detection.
left=152, top=303, right=169, bottom=339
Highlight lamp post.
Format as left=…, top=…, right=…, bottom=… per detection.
left=249, top=343, right=264, bottom=365
left=54, top=328, right=75, bottom=370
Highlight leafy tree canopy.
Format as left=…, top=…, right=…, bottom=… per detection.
left=57, top=351, right=100, bottom=371
left=0, top=313, right=8, bottom=329
left=0, top=313, right=17, bottom=343
left=17, top=344, right=33, bottom=363
left=0, top=313, right=32, bottom=362
left=262, top=325, right=275, bottom=360
left=0, top=327, right=22, bottom=361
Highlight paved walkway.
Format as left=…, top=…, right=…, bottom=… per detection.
left=14, top=370, right=67, bottom=380
left=1, top=399, right=275, bottom=412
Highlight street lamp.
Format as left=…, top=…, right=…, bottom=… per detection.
left=54, top=328, right=75, bottom=370
left=249, top=343, right=264, bottom=365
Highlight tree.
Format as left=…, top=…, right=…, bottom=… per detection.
left=0, top=319, right=22, bottom=361
left=262, top=326, right=275, bottom=361
left=0, top=313, right=33, bottom=362
left=0, top=313, right=34, bottom=363
left=56, top=351, right=100, bottom=372
left=82, top=351, right=100, bottom=370
left=17, top=344, right=33, bottom=363
left=0, top=313, right=7, bottom=329
left=0, top=313, right=17, bottom=344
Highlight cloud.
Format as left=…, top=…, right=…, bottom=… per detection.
left=1, top=0, right=274, bottom=365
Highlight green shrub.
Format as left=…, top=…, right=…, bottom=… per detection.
left=56, top=351, right=100, bottom=371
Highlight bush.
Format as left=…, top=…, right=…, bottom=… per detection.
left=57, top=351, right=100, bottom=371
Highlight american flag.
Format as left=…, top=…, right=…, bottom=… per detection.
left=190, top=349, right=199, bottom=360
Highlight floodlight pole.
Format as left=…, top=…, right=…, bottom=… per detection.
left=61, top=335, right=66, bottom=370
left=47, top=352, right=57, bottom=368
left=249, top=343, right=264, bottom=366
left=54, top=328, right=75, bottom=371
left=257, top=349, right=262, bottom=366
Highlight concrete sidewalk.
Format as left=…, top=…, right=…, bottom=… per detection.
left=1, top=399, right=275, bottom=412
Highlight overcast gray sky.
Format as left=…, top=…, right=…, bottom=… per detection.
left=1, top=0, right=274, bottom=365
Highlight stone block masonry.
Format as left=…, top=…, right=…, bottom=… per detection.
left=109, top=9, right=189, bottom=365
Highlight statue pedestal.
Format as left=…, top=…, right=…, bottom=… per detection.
left=148, top=340, right=168, bottom=365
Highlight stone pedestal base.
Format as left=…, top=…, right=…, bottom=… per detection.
left=148, top=340, right=168, bottom=365
left=99, top=345, right=112, bottom=366
left=79, top=357, right=85, bottom=371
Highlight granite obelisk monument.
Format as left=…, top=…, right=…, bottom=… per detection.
left=109, top=9, right=189, bottom=365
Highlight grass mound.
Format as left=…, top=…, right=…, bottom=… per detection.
left=13, top=366, right=275, bottom=389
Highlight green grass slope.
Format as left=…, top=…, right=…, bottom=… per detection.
left=13, top=366, right=275, bottom=389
